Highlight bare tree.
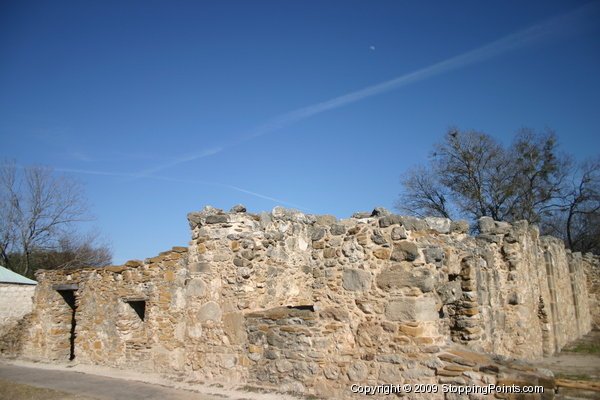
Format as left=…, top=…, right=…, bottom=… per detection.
left=395, top=164, right=453, bottom=219
left=564, top=156, right=600, bottom=253
left=396, top=128, right=600, bottom=253
left=0, top=160, right=112, bottom=277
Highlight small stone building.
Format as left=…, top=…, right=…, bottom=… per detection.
left=2, top=206, right=593, bottom=399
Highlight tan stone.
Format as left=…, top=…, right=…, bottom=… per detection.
left=105, top=265, right=128, bottom=273
left=172, top=246, right=188, bottom=253
left=398, top=324, right=423, bottom=336
left=373, top=248, right=391, bottom=259
left=164, top=270, right=175, bottom=281
left=447, top=350, right=490, bottom=364
left=457, top=307, right=479, bottom=316
left=125, top=260, right=143, bottom=267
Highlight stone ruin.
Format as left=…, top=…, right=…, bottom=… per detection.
left=0, top=205, right=595, bottom=399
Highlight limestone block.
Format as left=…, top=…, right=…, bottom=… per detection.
left=478, top=217, right=495, bottom=234
left=450, top=219, right=470, bottom=234
left=230, top=204, right=246, bottom=213
left=437, top=281, right=462, bottom=304
left=347, top=361, right=368, bottom=381
left=385, top=297, right=439, bottom=321
left=330, top=223, right=346, bottom=235
left=223, top=311, right=247, bottom=345
left=342, top=268, right=371, bottom=292
left=186, top=278, right=206, bottom=297
left=399, top=215, right=427, bottom=232
left=197, top=301, right=222, bottom=322
left=424, top=247, right=445, bottom=268
left=189, top=262, right=211, bottom=274
left=376, top=262, right=434, bottom=293
left=424, top=217, right=451, bottom=234
left=378, top=363, right=403, bottom=382
left=391, top=241, right=420, bottom=262
left=312, top=214, right=335, bottom=226
left=391, top=226, right=408, bottom=240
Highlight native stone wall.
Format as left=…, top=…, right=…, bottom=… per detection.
left=8, top=205, right=592, bottom=399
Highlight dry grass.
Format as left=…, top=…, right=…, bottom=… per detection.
left=0, top=378, right=92, bottom=400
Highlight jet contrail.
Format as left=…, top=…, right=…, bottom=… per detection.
left=246, top=2, right=595, bottom=138
left=134, top=2, right=597, bottom=176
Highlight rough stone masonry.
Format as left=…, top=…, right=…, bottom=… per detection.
left=1, top=205, right=594, bottom=399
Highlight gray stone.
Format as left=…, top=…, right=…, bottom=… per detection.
left=376, top=354, right=406, bottom=364
left=385, top=297, right=439, bottom=321
left=197, top=301, right=222, bottom=322
left=259, top=211, right=271, bottom=229
left=351, top=211, right=372, bottom=219
left=372, top=207, right=393, bottom=217
left=264, top=348, right=279, bottom=359
left=450, top=219, right=470, bottom=234
left=347, top=361, right=368, bottom=381
left=220, top=354, right=237, bottom=369
left=230, top=204, right=246, bottom=213
left=314, top=215, right=337, bottom=226
left=495, top=221, right=511, bottom=233
left=391, top=226, right=408, bottom=240
left=478, top=216, right=495, bottom=234
left=399, top=215, right=427, bottom=232
left=402, top=368, right=435, bottom=379
left=189, top=262, right=211, bottom=274
left=371, top=230, right=388, bottom=245
left=305, top=214, right=317, bottom=225
left=205, top=214, right=229, bottom=224
left=271, top=206, right=286, bottom=219
left=424, top=247, right=445, bottom=268
left=324, top=365, right=339, bottom=380
left=330, top=223, right=346, bottom=236
left=476, top=234, right=501, bottom=244
left=437, top=281, right=462, bottom=304
left=377, top=262, right=434, bottom=293
left=342, top=268, right=371, bottom=292
left=378, top=363, right=403, bottom=382
left=284, top=209, right=307, bottom=223
left=390, top=241, right=420, bottom=262
left=187, top=212, right=203, bottom=229
left=379, top=215, right=401, bottom=228
left=185, top=278, right=206, bottom=297
left=424, top=217, right=451, bottom=234
left=275, top=359, right=293, bottom=373
left=311, top=227, right=326, bottom=241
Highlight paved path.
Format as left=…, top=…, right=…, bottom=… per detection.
left=0, top=363, right=230, bottom=400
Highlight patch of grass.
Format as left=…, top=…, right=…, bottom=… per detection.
left=555, top=372, right=593, bottom=381
left=563, top=343, right=600, bottom=354
left=240, top=385, right=263, bottom=392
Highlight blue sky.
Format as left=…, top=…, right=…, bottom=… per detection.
left=1, top=1, right=599, bottom=265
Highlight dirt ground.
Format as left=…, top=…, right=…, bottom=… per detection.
left=0, top=379, right=92, bottom=400
left=538, top=329, right=600, bottom=400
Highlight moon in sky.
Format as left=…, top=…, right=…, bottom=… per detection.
left=370, top=46, right=375, bottom=50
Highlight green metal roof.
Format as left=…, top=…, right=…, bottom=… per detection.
left=0, top=265, right=37, bottom=285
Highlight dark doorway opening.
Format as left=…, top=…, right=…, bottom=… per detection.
left=58, top=289, right=77, bottom=361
